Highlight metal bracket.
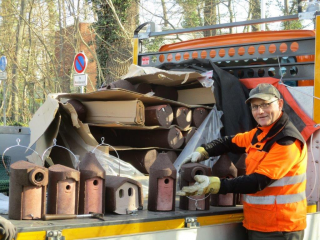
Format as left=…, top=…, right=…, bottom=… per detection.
left=46, top=230, right=65, bottom=240
left=185, top=217, right=200, bottom=228
left=126, top=208, right=138, bottom=216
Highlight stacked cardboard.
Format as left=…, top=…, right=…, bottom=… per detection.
left=28, top=64, right=215, bottom=176
left=82, top=100, right=145, bottom=125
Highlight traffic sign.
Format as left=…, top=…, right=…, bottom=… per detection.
left=73, top=52, right=87, bottom=74
left=74, top=74, right=88, bottom=86
left=0, top=72, right=7, bottom=80
left=0, top=56, right=7, bottom=72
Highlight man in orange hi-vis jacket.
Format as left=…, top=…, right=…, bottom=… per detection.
left=177, top=83, right=307, bottom=240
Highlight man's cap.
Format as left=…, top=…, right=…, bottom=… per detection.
left=245, top=83, right=281, bottom=104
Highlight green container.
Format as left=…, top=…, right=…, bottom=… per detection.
left=0, top=155, right=10, bottom=195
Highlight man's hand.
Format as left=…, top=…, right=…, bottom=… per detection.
left=181, top=147, right=210, bottom=165
left=177, top=175, right=220, bottom=196
left=0, top=216, right=16, bottom=240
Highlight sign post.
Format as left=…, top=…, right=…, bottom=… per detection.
left=0, top=56, right=7, bottom=126
left=73, top=52, right=88, bottom=93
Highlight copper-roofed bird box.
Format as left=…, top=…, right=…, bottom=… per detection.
left=110, top=149, right=158, bottom=174
left=47, top=164, right=80, bottom=215
left=172, top=107, right=192, bottom=129
left=235, top=153, right=246, bottom=177
left=67, top=99, right=87, bottom=122
left=235, top=153, right=247, bottom=205
left=182, top=127, right=196, bottom=148
left=192, top=107, right=209, bottom=128
left=145, top=104, right=173, bottom=127
left=179, top=163, right=211, bottom=211
left=9, top=161, right=48, bottom=220
left=133, top=83, right=152, bottom=94
left=152, top=85, right=178, bottom=101
left=120, top=128, right=184, bottom=149
left=90, top=127, right=120, bottom=146
left=79, top=152, right=106, bottom=214
left=211, top=154, right=237, bottom=207
left=104, top=175, right=143, bottom=215
left=165, top=150, right=179, bottom=163
left=106, top=79, right=135, bottom=92
left=148, top=153, right=177, bottom=211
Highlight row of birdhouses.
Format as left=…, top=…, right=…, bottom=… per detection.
left=8, top=151, right=143, bottom=220
left=9, top=145, right=246, bottom=220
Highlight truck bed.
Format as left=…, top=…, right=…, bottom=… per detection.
left=9, top=201, right=244, bottom=240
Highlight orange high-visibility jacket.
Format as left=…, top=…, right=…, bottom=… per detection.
left=231, top=112, right=307, bottom=232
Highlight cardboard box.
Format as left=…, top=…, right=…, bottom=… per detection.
left=178, top=87, right=215, bottom=105
left=121, top=64, right=215, bottom=105
left=121, top=64, right=203, bottom=87
left=82, top=100, right=145, bottom=125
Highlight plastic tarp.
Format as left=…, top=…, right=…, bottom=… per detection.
left=174, top=106, right=223, bottom=182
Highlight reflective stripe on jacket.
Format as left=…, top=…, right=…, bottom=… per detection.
left=232, top=112, right=307, bottom=232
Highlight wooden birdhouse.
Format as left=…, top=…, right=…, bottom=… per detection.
left=79, top=152, right=106, bottom=214
left=148, top=153, right=177, bottom=211
left=104, top=175, right=143, bottom=215
left=211, top=154, right=237, bottom=207
left=179, top=163, right=212, bottom=211
left=47, top=164, right=80, bottom=215
left=9, top=161, right=48, bottom=220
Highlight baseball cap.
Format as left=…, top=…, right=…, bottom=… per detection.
left=245, top=83, right=281, bottom=104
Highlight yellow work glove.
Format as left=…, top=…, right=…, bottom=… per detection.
left=181, top=147, right=209, bottom=165
left=176, top=175, right=220, bottom=196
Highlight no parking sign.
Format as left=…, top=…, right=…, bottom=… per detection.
left=74, top=52, right=87, bottom=74
left=73, top=52, right=88, bottom=87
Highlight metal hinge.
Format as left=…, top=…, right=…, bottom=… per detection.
left=46, top=230, right=65, bottom=240
left=185, top=217, right=200, bottom=228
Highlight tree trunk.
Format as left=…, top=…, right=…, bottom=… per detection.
left=11, top=0, right=27, bottom=122
left=297, top=0, right=303, bottom=13
left=177, top=0, right=202, bottom=29
left=95, top=0, right=139, bottom=85
left=283, top=0, right=289, bottom=29
left=161, top=0, right=168, bottom=28
left=23, top=0, right=34, bottom=123
left=227, top=0, right=234, bottom=34
left=203, top=0, right=217, bottom=37
left=249, top=0, right=261, bottom=32
left=58, top=0, right=69, bottom=93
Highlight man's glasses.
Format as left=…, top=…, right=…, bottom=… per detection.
left=250, top=99, right=278, bottom=111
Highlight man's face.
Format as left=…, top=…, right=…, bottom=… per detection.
left=250, top=98, right=283, bottom=127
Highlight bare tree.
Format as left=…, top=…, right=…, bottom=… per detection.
left=203, top=0, right=218, bottom=36
left=249, top=0, right=261, bottom=32
left=11, top=0, right=27, bottom=122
